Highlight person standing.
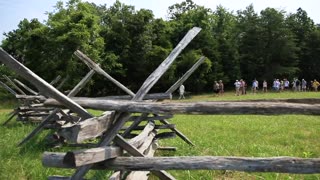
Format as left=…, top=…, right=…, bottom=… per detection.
left=234, top=80, right=241, bottom=96
left=213, top=81, right=220, bottom=96
left=280, top=80, right=284, bottom=92
left=252, top=79, right=258, bottom=94
left=262, top=80, right=268, bottom=93
left=218, top=80, right=224, bottom=96
left=272, top=79, right=277, bottom=91
left=284, top=79, right=290, bottom=90
left=301, top=79, right=307, bottom=92
left=295, top=78, right=301, bottom=92
left=313, top=79, right=320, bottom=91
left=292, top=78, right=296, bottom=91
left=179, top=84, right=185, bottom=99
left=239, top=79, right=244, bottom=95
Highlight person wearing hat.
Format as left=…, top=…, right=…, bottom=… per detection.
left=234, top=80, right=241, bottom=96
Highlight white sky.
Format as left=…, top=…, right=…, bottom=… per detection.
left=0, top=0, right=319, bottom=41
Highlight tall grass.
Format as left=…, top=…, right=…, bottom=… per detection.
left=0, top=92, right=320, bottom=179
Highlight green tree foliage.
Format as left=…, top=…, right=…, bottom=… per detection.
left=259, top=8, right=299, bottom=79
left=237, top=6, right=300, bottom=82
left=1, top=0, right=319, bottom=94
left=286, top=8, right=316, bottom=79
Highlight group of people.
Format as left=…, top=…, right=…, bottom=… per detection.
left=213, top=80, right=224, bottom=96
left=179, top=77, right=320, bottom=99
left=234, top=79, right=247, bottom=96
left=234, top=78, right=320, bottom=95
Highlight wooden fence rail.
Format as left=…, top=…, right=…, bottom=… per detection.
left=45, top=98, right=320, bottom=115
left=42, top=156, right=320, bottom=174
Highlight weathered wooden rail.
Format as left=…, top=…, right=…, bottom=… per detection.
left=44, top=98, right=320, bottom=115
left=1, top=27, right=319, bottom=180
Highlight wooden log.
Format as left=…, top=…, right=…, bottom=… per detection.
left=2, top=110, right=18, bottom=125
left=43, top=130, right=153, bottom=168
left=106, top=93, right=172, bottom=100
left=106, top=156, right=320, bottom=174
left=3, top=75, right=26, bottom=95
left=44, top=155, right=320, bottom=174
left=113, top=135, right=175, bottom=180
left=0, top=80, right=17, bottom=95
left=56, top=76, right=68, bottom=90
left=166, top=56, right=206, bottom=94
left=14, top=79, right=38, bottom=95
left=155, top=132, right=176, bottom=140
left=74, top=50, right=135, bottom=97
left=121, top=114, right=148, bottom=137
left=236, top=98, right=320, bottom=104
left=157, top=147, right=177, bottom=151
left=58, top=111, right=115, bottom=143
left=121, top=124, right=176, bottom=131
left=86, top=93, right=171, bottom=100
left=15, top=95, right=46, bottom=102
left=109, top=172, right=121, bottom=180
left=50, top=75, right=62, bottom=85
left=51, top=93, right=171, bottom=101
left=0, top=48, right=92, bottom=119
left=125, top=138, right=158, bottom=180
left=159, top=118, right=194, bottom=146
left=133, top=27, right=201, bottom=101
left=45, top=99, right=320, bottom=115
left=18, top=112, right=51, bottom=117
left=18, top=106, right=53, bottom=112
left=67, top=69, right=95, bottom=97
left=63, top=146, right=122, bottom=167
left=138, top=132, right=156, bottom=154
left=127, top=122, right=155, bottom=148
left=126, top=114, right=173, bottom=122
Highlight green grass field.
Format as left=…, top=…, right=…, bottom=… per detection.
left=0, top=91, right=320, bottom=179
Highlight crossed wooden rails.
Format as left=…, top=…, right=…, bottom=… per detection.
left=0, top=72, right=71, bottom=125
left=1, top=27, right=320, bottom=180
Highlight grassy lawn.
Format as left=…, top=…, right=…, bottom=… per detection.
left=1, top=91, right=320, bottom=179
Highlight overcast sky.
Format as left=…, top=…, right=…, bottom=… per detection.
left=1, top=0, right=319, bottom=41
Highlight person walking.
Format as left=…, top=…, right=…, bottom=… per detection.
left=179, top=84, right=185, bottom=99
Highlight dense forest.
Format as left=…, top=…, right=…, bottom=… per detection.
left=1, top=0, right=320, bottom=96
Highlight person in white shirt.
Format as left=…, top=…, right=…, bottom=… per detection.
left=252, top=79, right=258, bottom=94
left=179, top=84, right=185, bottom=99
left=284, top=79, right=290, bottom=90
left=234, top=80, right=241, bottom=96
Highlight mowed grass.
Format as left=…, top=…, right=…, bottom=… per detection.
left=0, top=91, right=320, bottom=179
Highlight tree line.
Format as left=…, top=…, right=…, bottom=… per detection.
left=1, top=0, right=320, bottom=96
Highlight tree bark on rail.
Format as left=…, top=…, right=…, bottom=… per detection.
left=74, top=50, right=135, bottom=97
left=45, top=99, right=320, bottom=115
left=44, top=156, right=320, bottom=174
